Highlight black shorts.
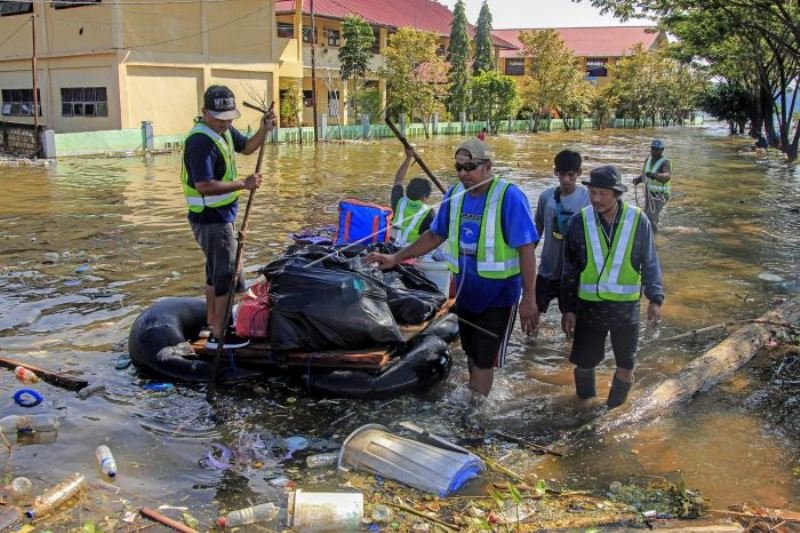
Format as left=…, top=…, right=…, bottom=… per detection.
left=190, top=221, right=245, bottom=297
left=569, top=306, right=639, bottom=370
left=456, top=305, right=517, bottom=369
left=535, top=275, right=561, bottom=313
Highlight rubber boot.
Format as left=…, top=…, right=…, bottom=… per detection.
left=606, top=376, right=633, bottom=409
left=573, top=367, right=596, bottom=399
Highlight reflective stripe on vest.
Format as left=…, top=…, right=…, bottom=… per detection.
left=393, top=196, right=431, bottom=246
left=578, top=203, right=642, bottom=302
left=180, top=123, right=239, bottom=213
left=444, top=178, right=520, bottom=279
left=643, top=156, right=671, bottom=195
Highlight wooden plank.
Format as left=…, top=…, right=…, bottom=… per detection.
left=0, top=356, right=88, bottom=391
left=189, top=298, right=455, bottom=371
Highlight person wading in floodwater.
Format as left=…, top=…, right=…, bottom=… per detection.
left=367, top=138, right=540, bottom=400
left=561, top=166, right=664, bottom=409
left=391, top=146, right=435, bottom=247
left=633, top=139, right=672, bottom=232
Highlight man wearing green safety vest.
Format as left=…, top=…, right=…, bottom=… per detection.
left=367, top=139, right=540, bottom=399
left=632, top=138, right=672, bottom=232
left=182, top=85, right=275, bottom=350
left=391, top=146, right=434, bottom=246
left=561, top=166, right=664, bottom=409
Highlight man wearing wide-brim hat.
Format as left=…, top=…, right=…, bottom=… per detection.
left=632, top=138, right=672, bottom=232
left=560, top=165, right=664, bottom=408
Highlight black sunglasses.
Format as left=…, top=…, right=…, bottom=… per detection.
left=454, top=160, right=487, bottom=172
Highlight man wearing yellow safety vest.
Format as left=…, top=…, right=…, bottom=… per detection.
left=391, top=146, right=435, bottom=246
left=181, top=85, right=275, bottom=350
left=561, top=166, right=664, bottom=409
left=632, top=139, right=672, bottom=232
left=367, top=139, right=540, bottom=398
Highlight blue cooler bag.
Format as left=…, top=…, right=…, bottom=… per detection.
left=335, top=200, right=393, bottom=245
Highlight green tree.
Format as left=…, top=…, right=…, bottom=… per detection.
left=381, top=27, right=448, bottom=136
left=447, top=0, right=471, bottom=118
left=589, top=86, right=619, bottom=129
left=559, top=79, right=596, bottom=130
left=339, top=15, right=376, bottom=122
left=517, top=29, right=583, bottom=131
left=472, top=0, right=494, bottom=75
left=469, top=70, right=518, bottom=133
left=581, top=0, right=800, bottom=160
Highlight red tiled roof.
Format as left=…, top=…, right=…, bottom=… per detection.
left=493, top=26, right=663, bottom=58
left=275, top=0, right=516, bottom=48
left=275, top=0, right=455, bottom=36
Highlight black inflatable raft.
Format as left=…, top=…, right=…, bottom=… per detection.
left=128, top=297, right=457, bottom=397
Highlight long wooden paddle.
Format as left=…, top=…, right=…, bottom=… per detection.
left=207, top=101, right=274, bottom=401
left=385, top=117, right=447, bottom=194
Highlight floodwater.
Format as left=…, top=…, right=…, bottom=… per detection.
left=1, top=123, right=799, bottom=528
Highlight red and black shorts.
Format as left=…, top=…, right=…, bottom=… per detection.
left=456, top=304, right=518, bottom=369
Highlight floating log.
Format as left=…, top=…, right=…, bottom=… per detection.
left=591, top=296, right=800, bottom=435
left=0, top=356, right=88, bottom=391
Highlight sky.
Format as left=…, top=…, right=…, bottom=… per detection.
left=438, top=0, right=653, bottom=29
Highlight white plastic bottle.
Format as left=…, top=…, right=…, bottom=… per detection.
left=25, top=472, right=86, bottom=519
left=14, top=366, right=39, bottom=384
left=305, top=451, right=339, bottom=468
left=95, top=445, right=117, bottom=478
left=0, top=414, right=60, bottom=433
left=217, top=502, right=279, bottom=528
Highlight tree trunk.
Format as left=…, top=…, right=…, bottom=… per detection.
left=594, top=296, right=800, bottom=435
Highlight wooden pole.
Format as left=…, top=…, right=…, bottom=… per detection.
left=31, top=14, right=39, bottom=130
left=140, top=507, right=200, bottom=533
left=385, top=117, right=446, bottom=194
left=206, top=102, right=273, bottom=401
left=310, top=0, right=318, bottom=143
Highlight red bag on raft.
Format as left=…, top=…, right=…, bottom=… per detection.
left=235, top=281, right=271, bottom=339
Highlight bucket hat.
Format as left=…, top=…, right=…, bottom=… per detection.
left=582, top=165, right=627, bottom=192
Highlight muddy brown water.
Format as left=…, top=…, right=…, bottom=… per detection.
left=0, top=124, right=798, bottom=528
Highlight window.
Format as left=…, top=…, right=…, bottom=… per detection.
left=504, top=58, right=525, bottom=76
left=585, top=57, right=608, bottom=77
left=372, top=27, right=381, bottom=54
left=277, top=22, right=294, bottom=39
left=436, top=44, right=446, bottom=57
left=302, top=26, right=317, bottom=44
left=0, top=1, right=32, bottom=16
left=327, top=29, right=340, bottom=47
left=1, top=89, right=41, bottom=116
left=303, top=90, right=313, bottom=107
left=53, top=0, right=101, bottom=9
left=61, top=86, right=108, bottom=117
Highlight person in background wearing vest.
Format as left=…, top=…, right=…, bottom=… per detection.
left=534, top=149, right=590, bottom=318
left=367, top=139, right=540, bottom=398
left=561, top=166, right=664, bottom=409
left=632, top=139, right=671, bottom=232
left=391, top=146, right=434, bottom=246
left=182, top=85, right=275, bottom=350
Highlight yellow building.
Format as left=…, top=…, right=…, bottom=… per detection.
left=0, top=0, right=286, bottom=134
left=493, top=26, right=668, bottom=88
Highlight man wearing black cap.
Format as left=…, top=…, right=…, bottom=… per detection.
left=561, top=165, right=664, bottom=408
left=632, top=139, right=671, bottom=232
left=181, top=85, right=276, bottom=349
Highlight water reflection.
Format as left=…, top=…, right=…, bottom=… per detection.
left=0, top=124, right=798, bottom=515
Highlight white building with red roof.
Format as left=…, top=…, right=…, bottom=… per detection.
left=492, top=26, right=667, bottom=87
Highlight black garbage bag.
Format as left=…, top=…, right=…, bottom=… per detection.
left=268, top=256, right=403, bottom=352
left=382, top=273, right=446, bottom=325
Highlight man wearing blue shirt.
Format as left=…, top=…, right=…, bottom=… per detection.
left=181, top=85, right=275, bottom=349
left=367, top=139, right=539, bottom=396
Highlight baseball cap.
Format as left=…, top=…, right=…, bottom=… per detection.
left=455, top=138, right=493, bottom=161
left=203, top=85, right=241, bottom=120
left=650, top=139, right=665, bottom=150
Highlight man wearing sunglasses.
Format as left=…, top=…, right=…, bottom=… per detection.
left=367, top=139, right=539, bottom=398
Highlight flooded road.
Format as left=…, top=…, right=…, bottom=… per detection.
left=1, top=123, right=799, bottom=527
